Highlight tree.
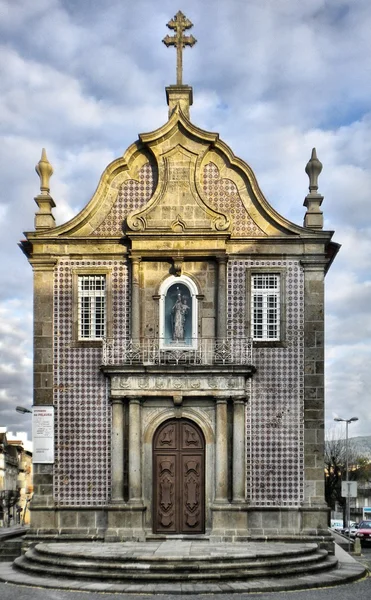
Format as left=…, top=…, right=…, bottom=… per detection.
left=324, top=432, right=366, bottom=524
left=352, top=457, right=371, bottom=483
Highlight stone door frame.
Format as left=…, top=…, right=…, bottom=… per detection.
left=143, top=405, right=215, bottom=535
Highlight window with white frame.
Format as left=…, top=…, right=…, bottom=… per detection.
left=78, top=275, right=106, bottom=340
left=251, top=273, right=280, bottom=341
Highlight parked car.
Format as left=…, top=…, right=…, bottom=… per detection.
left=330, top=520, right=344, bottom=533
left=330, top=520, right=357, bottom=535
left=355, top=520, right=371, bottom=545
left=342, top=523, right=359, bottom=538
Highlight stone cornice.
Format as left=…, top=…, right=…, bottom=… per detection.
left=23, top=234, right=128, bottom=244
left=102, top=363, right=255, bottom=377
left=300, top=258, right=329, bottom=271
left=227, top=231, right=336, bottom=243
left=28, top=257, right=57, bottom=271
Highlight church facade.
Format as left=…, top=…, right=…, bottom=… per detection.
left=21, top=14, right=339, bottom=544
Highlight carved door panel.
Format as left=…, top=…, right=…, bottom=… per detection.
left=155, top=454, right=176, bottom=532
left=153, top=419, right=205, bottom=534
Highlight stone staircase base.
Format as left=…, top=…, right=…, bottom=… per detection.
left=0, top=539, right=363, bottom=593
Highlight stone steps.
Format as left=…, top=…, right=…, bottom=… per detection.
left=14, top=541, right=338, bottom=583
left=0, top=539, right=23, bottom=562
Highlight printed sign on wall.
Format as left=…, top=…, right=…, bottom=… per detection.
left=32, top=406, right=54, bottom=463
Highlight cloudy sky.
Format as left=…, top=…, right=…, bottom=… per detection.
left=1, top=0, right=370, bottom=442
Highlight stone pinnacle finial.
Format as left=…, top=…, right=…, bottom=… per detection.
left=303, top=148, right=323, bottom=230
left=34, top=148, right=56, bottom=230
left=163, top=10, right=197, bottom=86
left=305, top=148, right=322, bottom=194
left=35, top=148, right=53, bottom=195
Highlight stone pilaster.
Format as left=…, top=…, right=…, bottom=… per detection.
left=302, top=260, right=327, bottom=510
left=131, top=257, right=141, bottom=340
left=215, top=398, right=228, bottom=502
left=29, top=258, right=56, bottom=514
left=111, top=398, right=124, bottom=503
left=232, top=396, right=246, bottom=502
left=217, top=256, right=227, bottom=339
left=128, top=396, right=142, bottom=503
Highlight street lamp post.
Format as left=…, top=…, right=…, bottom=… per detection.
left=334, top=416, right=358, bottom=551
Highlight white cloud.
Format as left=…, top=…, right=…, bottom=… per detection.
left=0, top=300, right=32, bottom=435
left=326, top=341, right=371, bottom=437
left=0, top=47, right=112, bottom=136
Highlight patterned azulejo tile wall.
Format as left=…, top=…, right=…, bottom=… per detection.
left=92, top=162, right=156, bottom=236
left=203, top=162, right=265, bottom=237
left=228, top=259, right=304, bottom=506
left=53, top=259, right=130, bottom=505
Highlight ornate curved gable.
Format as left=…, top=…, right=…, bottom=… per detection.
left=123, top=108, right=304, bottom=238
left=29, top=103, right=311, bottom=241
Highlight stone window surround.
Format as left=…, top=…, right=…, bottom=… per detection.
left=245, top=266, right=287, bottom=347
left=71, top=267, right=112, bottom=348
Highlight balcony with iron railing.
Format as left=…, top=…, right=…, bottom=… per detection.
left=102, top=337, right=253, bottom=367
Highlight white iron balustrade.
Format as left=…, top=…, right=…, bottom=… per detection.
left=102, top=337, right=253, bottom=366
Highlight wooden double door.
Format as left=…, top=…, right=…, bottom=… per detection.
left=153, top=418, right=205, bottom=534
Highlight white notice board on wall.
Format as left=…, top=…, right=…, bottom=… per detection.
left=32, top=406, right=54, bottom=463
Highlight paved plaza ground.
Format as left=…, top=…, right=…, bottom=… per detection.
left=0, top=573, right=370, bottom=600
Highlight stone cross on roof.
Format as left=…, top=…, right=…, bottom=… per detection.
left=163, top=11, right=197, bottom=85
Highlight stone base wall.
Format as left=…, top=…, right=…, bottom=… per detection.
left=26, top=504, right=332, bottom=552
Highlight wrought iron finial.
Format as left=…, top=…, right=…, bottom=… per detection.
left=163, top=10, right=197, bottom=85
left=305, top=148, right=323, bottom=194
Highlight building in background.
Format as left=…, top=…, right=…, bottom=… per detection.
left=0, top=429, right=33, bottom=525
left=20, top=12, right=339, bottom=545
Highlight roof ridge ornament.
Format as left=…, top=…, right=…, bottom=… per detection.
left=163, top=10, right=197, bottom=86
left=36, top=148, right=53, bottom=195
left=303, top=148, right=324, bottom=230
left=34, top=148, right=56, bottom=230
left=305, top=147, right=323, bottom=195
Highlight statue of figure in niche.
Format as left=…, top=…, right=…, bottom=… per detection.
left=171, top=290, right=190, bottom=341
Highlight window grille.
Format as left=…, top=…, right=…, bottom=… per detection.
left=78, top=275, right=106, bottom=340
left=251, top=274, right=280, bottom=340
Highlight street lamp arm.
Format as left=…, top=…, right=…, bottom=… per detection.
left=16, top=406, right=32, bottom=414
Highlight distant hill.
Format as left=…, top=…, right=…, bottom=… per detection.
left=350, top=436, right=371, bottom=459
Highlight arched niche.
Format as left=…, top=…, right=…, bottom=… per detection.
left=158, top=275, right=198, bottom=349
